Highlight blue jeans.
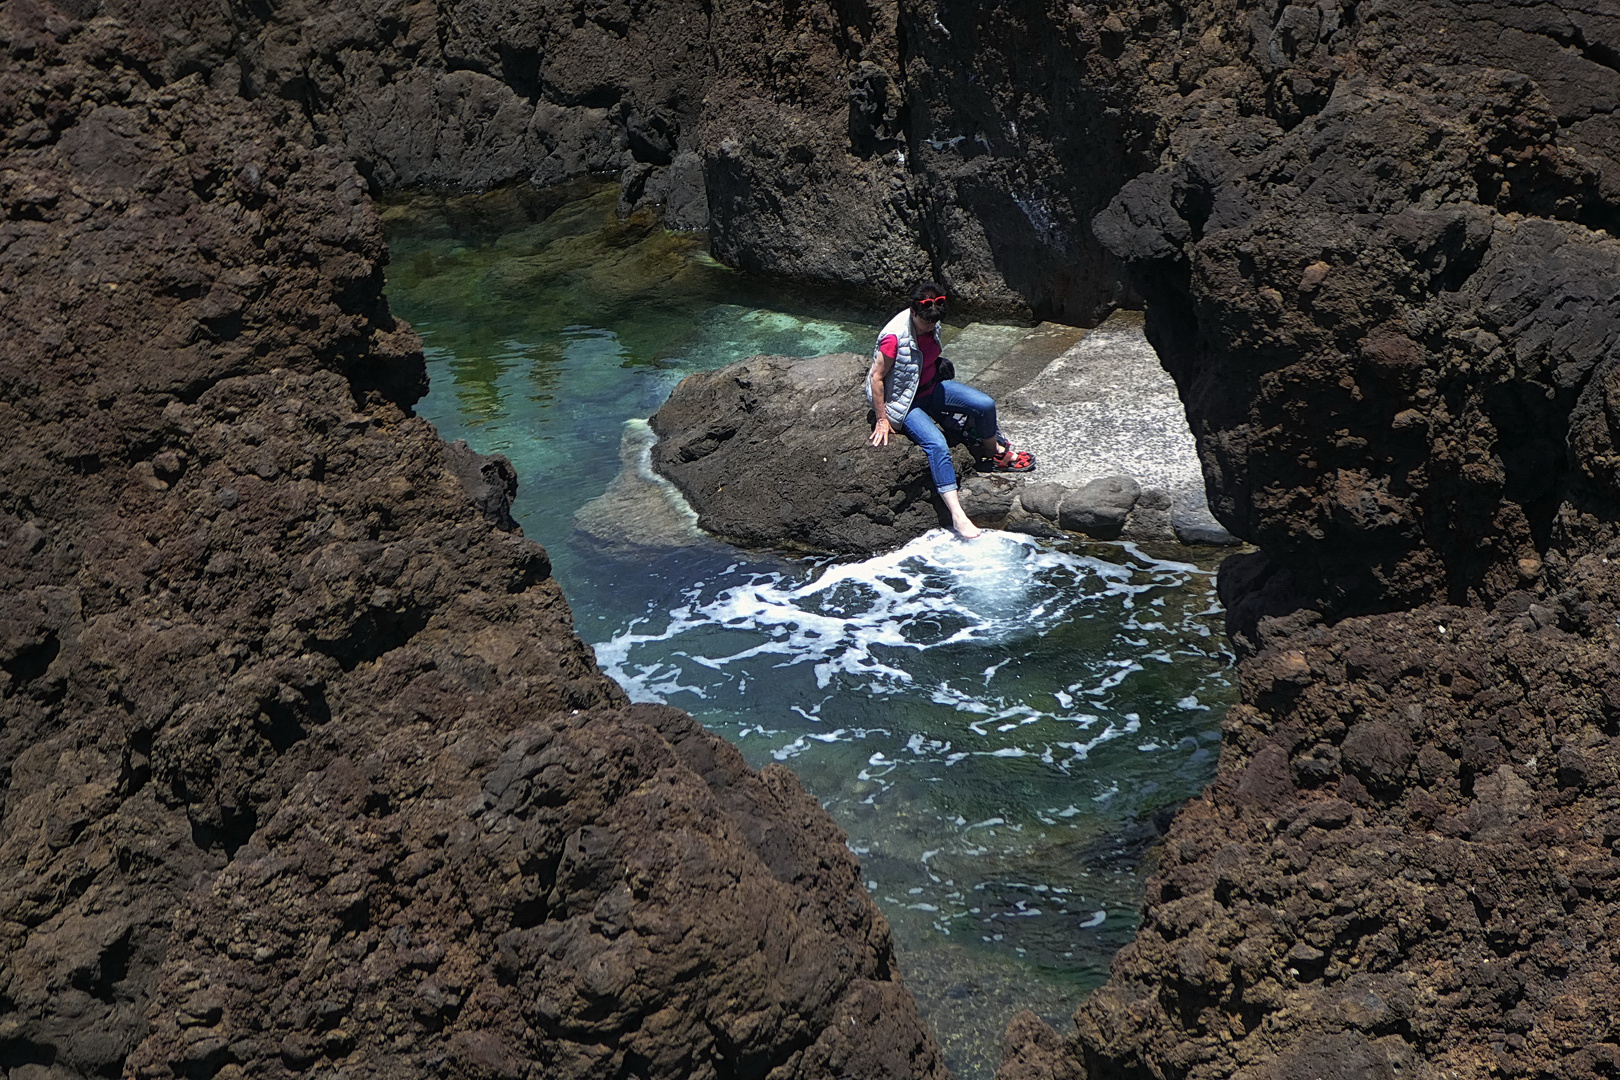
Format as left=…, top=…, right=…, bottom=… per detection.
left=901, top=380, right=997, bottom=494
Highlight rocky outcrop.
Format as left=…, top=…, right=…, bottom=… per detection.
left=644, top=353, right=1103, bottom=553
left=63, top=0, right=1620, bottom=334
left=1097, top=70, right=1620, bottom=616
left=644, top=318, right=1237, bottom=553
left=72, top=0, right=1156, bottom=321
left=997, top=2, right=1620, bottom=1080
left=1046, top=569, right=1620, bottom=1080
left=0, top=7, right=945, bottom=1077
left=647, top=353, right=952, bottom=553
left=126, top=702, right=943, bottom=1079
left=13, top=0, right=1620, bottom=1077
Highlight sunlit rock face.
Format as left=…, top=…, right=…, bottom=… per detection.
left=83, top=0, right=1158, bottom=321
left=1036, top=5, right=1620, bottom=1080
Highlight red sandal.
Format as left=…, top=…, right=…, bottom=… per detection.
left=980, top=445, right=1036, bottom=473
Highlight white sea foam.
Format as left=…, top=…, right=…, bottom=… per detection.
left=596, top=529, right=1143, bottom=712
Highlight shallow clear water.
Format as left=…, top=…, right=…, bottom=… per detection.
left=382, top=183, right=1233, bottom=1079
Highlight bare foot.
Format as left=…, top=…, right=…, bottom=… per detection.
left=940, top=490, right=981, bottom=538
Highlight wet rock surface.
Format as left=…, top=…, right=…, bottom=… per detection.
left=571, top=421, right=712, bottom=556
left=0, top=7, right=945, bottom=1078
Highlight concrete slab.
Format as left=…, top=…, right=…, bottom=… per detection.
left=977, top=310, right=1236, bottom=545
left=999, top=310, right=1197, bottom=496
left=961, top=321, right=1088, bottom=402
left=939, top=323, right=1034, bottom=384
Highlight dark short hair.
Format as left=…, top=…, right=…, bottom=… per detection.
left=909, top=281, right=945, bottom=303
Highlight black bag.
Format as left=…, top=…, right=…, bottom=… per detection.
left=936, top=356, right=956, bottom=383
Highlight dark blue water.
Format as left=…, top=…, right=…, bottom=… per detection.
left=382, top=182, right=1233, bottom=1078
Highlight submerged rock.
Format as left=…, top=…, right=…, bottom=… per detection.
left=573, top=419, right=712, bottom=554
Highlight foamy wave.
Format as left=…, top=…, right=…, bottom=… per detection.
left=593, top=529, right=1210, bottom=763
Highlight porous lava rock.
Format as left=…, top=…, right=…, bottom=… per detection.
left=14, top=0, right=1620, bottom=1077
left=995, top=1, right=1620, bottom=1079
left=125, top=703, right=942, bottom=1080
left=67, top=0, right=1165, bottom=320
left=1030, top=554, right=1620, bottom=1080
left=1098, top=70, right=1620, bottom=616
left=0, top=7, right=946, bottom=1078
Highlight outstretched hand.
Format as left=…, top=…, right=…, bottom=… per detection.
left=869, top=417, right=892, bottom=447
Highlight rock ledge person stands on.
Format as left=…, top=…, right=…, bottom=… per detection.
left=866, top=282, right=1034, bottom=538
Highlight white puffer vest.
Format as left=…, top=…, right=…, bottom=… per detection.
left=866, top=308, right=941, bottom=425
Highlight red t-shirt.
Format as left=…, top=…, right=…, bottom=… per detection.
left=878, top=332, right=941, bottom=391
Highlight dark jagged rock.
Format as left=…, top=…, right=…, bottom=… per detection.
left=999, top=2, right=1620, bottom=1079
left=126, top=704, right=942, bottom=1079
left=0, top=6, right=946, bottom=1077
left=444, top=438, right=520, bottom=532
left=75, top=0, right=1157, bottom=319
left=1098, top=74, right=1620, bottom=615
left=1060, top=558, right=1620, bottom=1080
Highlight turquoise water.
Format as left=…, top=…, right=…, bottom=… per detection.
left=382, top=183, right=1233, bottom=1078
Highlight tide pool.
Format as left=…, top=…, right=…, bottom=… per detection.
left=382, top=182, right=1233, bottom=1079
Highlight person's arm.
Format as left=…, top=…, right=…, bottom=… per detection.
left=869, top=346, right=896, bottom=446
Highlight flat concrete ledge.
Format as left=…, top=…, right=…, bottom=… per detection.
left=987, top=309, right=1238, bottom=546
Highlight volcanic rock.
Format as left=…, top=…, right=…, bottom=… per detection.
left=1050, top=564, right=1620, bottom=1080
left=0, top=7, right=946, bottom=1078
left=997, top=1, right=1620, bottom=1078
left=13, top=0, right=1620, bottom=1078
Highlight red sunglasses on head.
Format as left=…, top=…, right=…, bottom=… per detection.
left=916, top=295, right=948, bottom=305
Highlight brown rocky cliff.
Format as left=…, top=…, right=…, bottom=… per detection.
left=1015, top=2, right=1620, bottom=1079
left=71, top=0, right=1155, bottom=321
left=0, top=5, right=946, bottom=1077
